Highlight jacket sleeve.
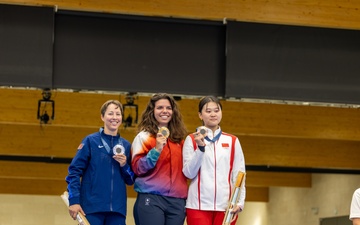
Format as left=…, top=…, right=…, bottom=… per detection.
left=120, top=141, right=135, bottom=185
left=65, top=137, right=91, bottom=206
left=182, top=135, right=205, bottom=179
left=131, top=132, right=160, bottom=176
left=233, top=137, right=246, bottom=209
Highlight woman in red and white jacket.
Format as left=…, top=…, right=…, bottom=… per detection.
left=182, top=96, right=246, bottom=225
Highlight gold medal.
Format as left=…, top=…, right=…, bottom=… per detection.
left=158, top=127, right=170, bottom=138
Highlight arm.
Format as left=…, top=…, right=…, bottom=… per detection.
left=131, top=132, right=161, bottom=176
left=353, top=218, right=360, bottom=225
left=120, top=163, right=135, bottom=185
left=65, top=137, right=91, bottom=206
left=65, top=138, right=91, bottom=221
left=224, top=171, right=246, bottom=225
left=182, top=135, right=205, bottom=179
left=119, top=141, right=135, bottom=185
left=350, top=189, right=360, bottom=224
left=233, top=137, right=246, bottom=210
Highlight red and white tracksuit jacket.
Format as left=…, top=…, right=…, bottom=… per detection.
left=182, top=127, right=246, bottom=211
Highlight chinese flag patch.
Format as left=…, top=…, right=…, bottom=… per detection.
left=222, top=143, right=229, bottom=147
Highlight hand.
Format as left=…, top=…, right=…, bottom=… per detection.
left=113, top=153, right=127, bottom=167
left=193, top=132, right=206, bottom=147
left=229, top=205, right=242, bottom=222
left=155, top=132, right=167, bottom=152
left=68, top=204, right=85, bottom=220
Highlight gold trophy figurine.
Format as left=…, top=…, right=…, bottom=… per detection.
left=222, top=171, right=246, bottom=225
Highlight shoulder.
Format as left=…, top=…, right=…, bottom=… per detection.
left=186, top=133, right=195, bottom=140
left=137, top=131, right=152, bottom=139
left=133, top=131, right=154, bottom=144
left=221, top=131, right=238, bottom=140
left=89, top=131, right=100, bottom=137
left=83, top=131, right=100, bottom=142
left=184, top=134, right=195, bottom=143
left=120, top=137, right=131, bottom=146
left=355, top=188, right=360, bottom=196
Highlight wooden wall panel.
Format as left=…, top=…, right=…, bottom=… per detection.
left=0, top=88, right=40, bottom=123
left=0, top=161, right=269, bottom=201
left=1, top=88, right=360, bottom=200
left=0, top=178, right=268, bottom=201
left=0, top=123, right=96, bottom=157
left=2, top=0, right=360, bottom=202
left=1, top=0, right=360, bottom=30
left=0, top=88, right=150, bottom=126
left=246, top=187, right=269, bottom=202
left=242, top=136, right=360, bottom=169
left=0, top=161, right=68, bottom=178
left=246, top=171, right=311, bottom=188
left=0, top=178, right=67, bottom=195
left=0, top=123, right=138, bottom=158
left=220, top=101, right=360, bottom=141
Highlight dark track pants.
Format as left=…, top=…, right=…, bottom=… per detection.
left=133, top=193, right=186, bottom=225
left=86, top=212, right=126, bottom=225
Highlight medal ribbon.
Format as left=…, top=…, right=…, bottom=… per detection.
left=99, top=128, right=123, bottom=153
left=205, top=130, right=222, bottom=143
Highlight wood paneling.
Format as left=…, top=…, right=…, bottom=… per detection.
left=246, top=171, right=311, bottom=188
left=246, top=187, right=269, bottom=202
left=0, top=178, right=67, bottom=195
left=0, top=123, right=138, bottom=158
left=0, top=178, right=269, bottom=201
left=1, top=0, right=360, bottom=30
left=1, top=88, right=360, bottom=201
left=0, top=161, right=269, bottom=201
left=221, top=101, right=360, bottom=141
left=0, top=161, right=68, bottom=178
left=242, top=136, right=360, bottom=169
left=1, top=0, right=360, bottom=203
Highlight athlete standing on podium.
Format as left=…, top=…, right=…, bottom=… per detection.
left=183, top=96, right=246, bottom=225
left=66, top=100, right=135, bottom=225
left=131, top=93, right=188, bottom=225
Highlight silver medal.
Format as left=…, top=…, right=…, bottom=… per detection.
left=197, top=126, right=208, bottom=137
left=113, top=144, right=125, bottom=155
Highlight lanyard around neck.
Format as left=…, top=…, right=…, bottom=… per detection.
left=205, top=130, right=222, bottom=143
left=99, top=128, right=122, bottom=153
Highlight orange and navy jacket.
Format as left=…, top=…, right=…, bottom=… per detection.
left=131, top=131, right=188, bottom=199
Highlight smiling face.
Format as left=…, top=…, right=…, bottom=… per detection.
left=101, top=103, right=122, bottom=135
left=199, top=101, right=222, bottom=131
left=154, top=99, right=173, bottom=127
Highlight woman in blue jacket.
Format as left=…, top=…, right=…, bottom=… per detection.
left=66, top=100, right=135, bottom=225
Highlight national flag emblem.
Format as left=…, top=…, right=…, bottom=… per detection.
left=77, top=143, right=84, bottom=150
left=222, top=143, right=229, bottom=148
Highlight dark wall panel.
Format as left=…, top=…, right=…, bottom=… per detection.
left=0, top=4, right=54, bottom=88
left=226, top=21, right=360, bottom=104
left=54, top=11, right=225, bottom=96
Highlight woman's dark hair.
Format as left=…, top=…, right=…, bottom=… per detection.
left=138, top=93, right=187, bottom=143
left=198, top=96, right=222, bottom=113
